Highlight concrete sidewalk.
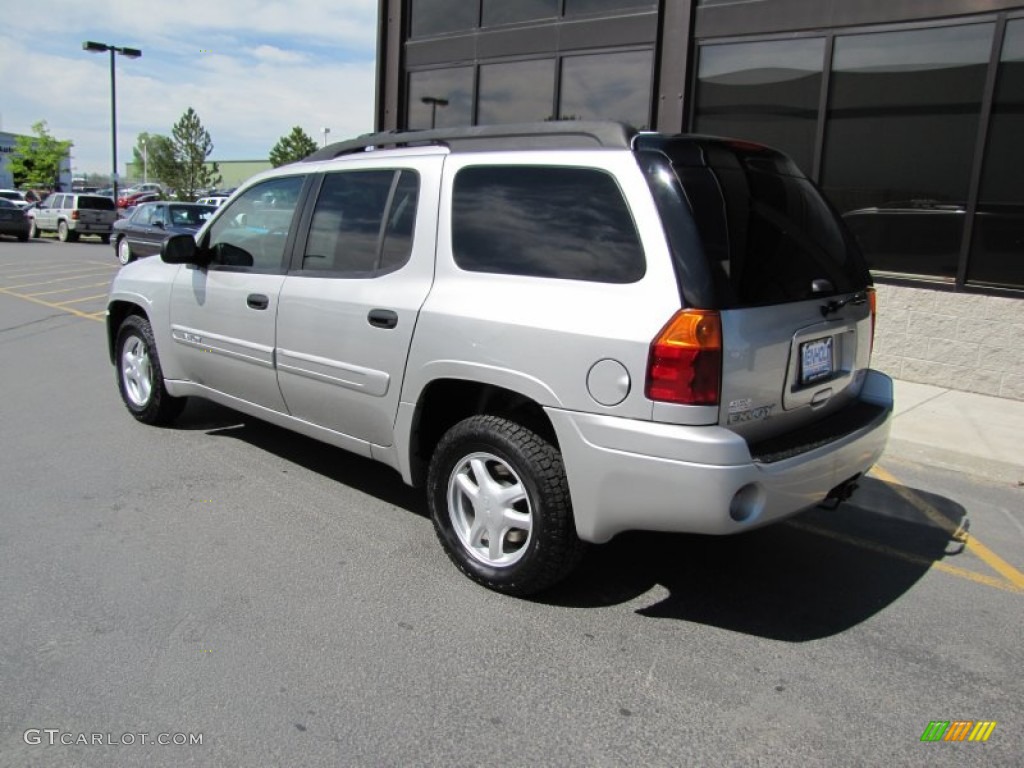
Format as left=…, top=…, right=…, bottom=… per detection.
left=884, top=379, right=1024, bottom=485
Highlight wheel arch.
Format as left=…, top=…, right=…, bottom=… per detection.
left=406, top=378, right=558, bottom=489
left=106, top=301, right=150, bottom=364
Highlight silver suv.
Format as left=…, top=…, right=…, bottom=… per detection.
left=31, top=192, right=118, bottom=242
left=105, top=122, right=893, bottom=595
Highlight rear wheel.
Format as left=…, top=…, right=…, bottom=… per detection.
left=115, top=315, right=185, bottom=425
left=117, top=237, right=134, bottom=265
left=57, top=221, right=77, bottom=242
left=29, top=220, right=40, bottom=238
left=100, top=234, right=110, bottom=245
left=427, top=415, right=585, bottom=596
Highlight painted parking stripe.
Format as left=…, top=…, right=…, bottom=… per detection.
left=28, top=281, right=113, bottom=297
left=0, top=287, right=104, bottom=322
left=4, top=269, right=120, bottom=290
left=871, top=465, right=1024, bottom=592
left=54, top=293, right=109, bottom=306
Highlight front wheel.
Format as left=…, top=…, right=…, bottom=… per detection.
left=115, top=315, right=185, bottom=425
left=427, top=415, right=585, bottom=596
left=117, top=237, right=134, bottom=265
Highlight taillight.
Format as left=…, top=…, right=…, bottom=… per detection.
left=71, top=210, right=80, bottom=220
left=646, top=309, right=722, bottom=405
left=867, top=287, right=877, bottom=357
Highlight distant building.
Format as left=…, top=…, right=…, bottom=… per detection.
left=0, top=131, right=72, bottom=190
left=124, top=159, right=272, bottom=191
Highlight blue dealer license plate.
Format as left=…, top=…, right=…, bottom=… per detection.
left=800, top=337, right=833, bottom=385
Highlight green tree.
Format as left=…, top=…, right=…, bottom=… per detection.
left=9, top=121, right=73, bottom=190
left=269, top=126, right=318, bottom=167
left=132, top=132, right=176, bottom=186
left=161, top=108, right=222, bottom=202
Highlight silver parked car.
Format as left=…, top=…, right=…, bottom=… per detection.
left=31, top=192, right=118, bottom=242
left=105, top=122, right=893, bottom=595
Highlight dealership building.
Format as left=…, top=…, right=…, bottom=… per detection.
left=374, top=0, right=1024, bottom=399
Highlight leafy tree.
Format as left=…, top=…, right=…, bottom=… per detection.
left=269, top=126, right=318, bottom=167
left=9, top=121, right=73, bottom=190
left=132, top=132, right=176, bottom=186
left=161, top=108, right=222, bottom=202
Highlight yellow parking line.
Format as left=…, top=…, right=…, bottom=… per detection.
left=4, top=269, right=120, bottom=289
left=871, top=465, right=1024, bottom=591
left=27, top=281, right=112, bottom=297
left=55, top=293, right=108, bottom=306
left=786, top=520, right=1021, bottom=594
left=0, top=287, right=104, bottom=323
left=0, top=265, right=114, bottom=279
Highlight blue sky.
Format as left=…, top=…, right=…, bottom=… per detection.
left=0, top=0, right=379, bottom=175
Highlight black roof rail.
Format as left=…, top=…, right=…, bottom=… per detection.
left=303, top=121, right=637, bottom=162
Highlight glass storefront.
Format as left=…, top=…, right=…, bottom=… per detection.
left=969, top=19, right=1024, bottom=289
left=482, top=0, right=559, bottom=26
left=478, top=59, right=557, bottom=124
left=822, top=23, right=994, bottom=279
left=560, top=50, right=653, bottom=127
left=694, top=37, right=825, bottom=175
left=407, top=68, right=474, bottom=129
left=410, top=0, right=477, bottom=38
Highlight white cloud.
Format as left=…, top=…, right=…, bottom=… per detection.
left=0, top=0, right=379, bottom=174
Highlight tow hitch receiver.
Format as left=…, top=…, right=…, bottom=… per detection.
left=819, top=474, right=861, bottom=511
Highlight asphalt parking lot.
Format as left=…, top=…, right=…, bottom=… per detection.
left=2, top=238, right=1022, bottom=767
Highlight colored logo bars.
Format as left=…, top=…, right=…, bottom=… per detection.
left=920, top=721, right=997, bottom=742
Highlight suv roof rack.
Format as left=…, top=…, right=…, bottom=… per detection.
left=303, top=121, right=637, bottom=162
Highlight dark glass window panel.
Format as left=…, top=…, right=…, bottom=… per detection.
left=207, top=175, right=305, bottom=271
left=559, top=50, right=653, bottom=128
left=969, top=19, right=1024, bottom=289
left=408, top=68, right=474, bottom=129
left=303, top=171, right=398, bottom=275
left=478, top=60, right=555, bottom=124
left=452, top=166, right=645, bottom=283
left=821, top=23, right=994, bottom=279
left=482, top=0, right=558, bottom=27
left=564, top=0, right=655, bottom=16
left=641, top=139, right=868, bottom=308
left=410, top=0, right=478, bottom=38
left=379, top=172, right=421, bottom=274
left=694, top=38, right=824, bottom=176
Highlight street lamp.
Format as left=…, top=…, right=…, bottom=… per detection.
left=141, top=138, right=148, bottom=185
left=83, top=40, right=142, bottom=203
left=321, top=126, right=331, bottom=147
left=421, top=96, right=449, bottom=130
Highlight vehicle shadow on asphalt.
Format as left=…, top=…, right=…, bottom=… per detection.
left=175, top=401, right=967, bottom=641
left=543, top=477, right=969, bottom=641
left=178, top=399, right=427, bottom=517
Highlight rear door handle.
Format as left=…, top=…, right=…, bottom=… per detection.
left=367, top=309, right=398, bottom=329
left=247, top=293, right=269, bottom=310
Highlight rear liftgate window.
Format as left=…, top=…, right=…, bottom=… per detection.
left=452, top=166, right=645, bottom=283
left=641, top=141, right=870, bottom=308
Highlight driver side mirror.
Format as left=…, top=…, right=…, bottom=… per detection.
left=161, top=233, right=211, bottom=267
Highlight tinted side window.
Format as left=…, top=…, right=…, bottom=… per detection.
left=452, top=166, right=645, bottom=283
left=134, top=205, right=155, bottom=226
left=205, top=176, right=305, bottom=271
left=301, top=170, right=419, bottom=276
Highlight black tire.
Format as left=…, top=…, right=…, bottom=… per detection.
left=100, top=234, right=111, bottom=245
left=57, top=220, right=78, bottom=242
left=427, top=415, right=585, bottom=596
left=114, top=315, right=185, bottom=426
left=17, top=232, right=28, bottom=242
left=29, top=220, right=40, bottom=238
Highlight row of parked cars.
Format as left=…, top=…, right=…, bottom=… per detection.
left=0, top=186, right=226, bottom=262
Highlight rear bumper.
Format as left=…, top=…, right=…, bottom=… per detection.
left=549, top=370, right=893, bottom=543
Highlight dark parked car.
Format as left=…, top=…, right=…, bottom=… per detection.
left=0, top=198, right=30, bottom=241
left=112, top=202, right=217, bottom=264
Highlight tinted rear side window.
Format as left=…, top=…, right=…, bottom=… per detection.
left=79, top=196, right=115, bottom=210
left=452, top=166, right=645, bottom=283
left=639, top=138, right=869, bottom=308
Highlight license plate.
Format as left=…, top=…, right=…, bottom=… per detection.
left=800, top=337, right=834, bottom=385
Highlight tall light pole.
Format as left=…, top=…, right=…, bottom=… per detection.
left=83, top=41, right=142, bottom=202
left=321, top=126, right=331, bottom=147
left=421, top=96, right=449, bottom=129
left=142, top=138, right=148, bottom=185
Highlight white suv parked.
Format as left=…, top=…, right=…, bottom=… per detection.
left=105, top=122, right=893, bottom=595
